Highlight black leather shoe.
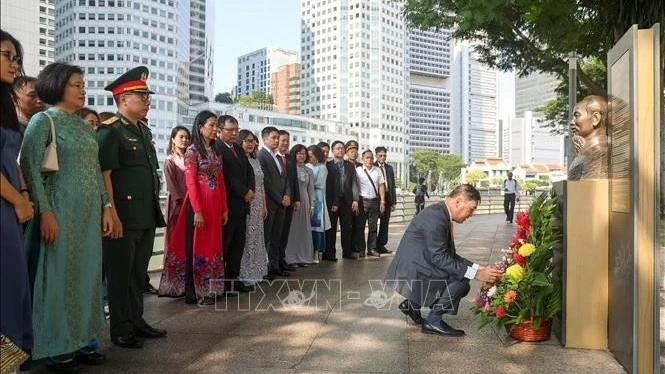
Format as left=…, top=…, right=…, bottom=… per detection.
left=198, top=296, right=216, bottom=305
left=74, top=351, right=106, bottom=366
left=367, top=251, right=380, bottom=257
left=281, top=264, right=297, bottom=272
left=358, top=252, right=366, bottom=258
left=263, top=274, right=275, bottom=281
left=273, top=270, right=290, bottom=277
left=111, top=334, right=144, bottom=349
left=321, top=256, right=338, bottom=262
left=298, top=263, right=309, bottom=268
left=377, top=248, right=392, bottom=254
left=135, top=325, right=167, bottom=338
left=342, top=254, right=357, bottom=260
left=421, top=319, right=465, bottom=337
left=233, top=282, right=255, bottom=293
left=47, top=360, right=80, bottom=373
left=398, top=299, right=423, bottom=324
left=143, top=282, right=158, bottom=295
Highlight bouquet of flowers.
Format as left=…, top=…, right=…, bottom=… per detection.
left=472, top=191, right=561, bottom=330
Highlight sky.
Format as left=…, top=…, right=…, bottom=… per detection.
left=212, top=0, right=515, bottom=117
left=213, top=0, right=301, bottom=93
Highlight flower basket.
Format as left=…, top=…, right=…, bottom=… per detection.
left=505, top=318, right=552, bottom=342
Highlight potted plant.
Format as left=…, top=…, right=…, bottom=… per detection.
left=472, top=191, right=562, bottom=341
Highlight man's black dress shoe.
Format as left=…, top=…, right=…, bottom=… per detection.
left=232, top=282, right=255, bottom=292
left=111, top=334, right=144, bottom=348
left=143, top=281, right=158, bottom=295
left=281, top=264, right=297, bottom=271
left=377, top=248, right=392, bottom=254
left=135, top=325, right=167, bottom=338
left=74, top=351, right=106, bottom=366
left=321, top=256, right=338, bottom=262
left=47, top=360, right=80, bottom=374
left=272, top=269, right=290, bottom=277
left=421, top=319, right=465, bottom=337
left=398, top=299, right=423, bottom=324
left=367, top=250, right=380, bottom=257
left=263, top=274, right=275, bottom=281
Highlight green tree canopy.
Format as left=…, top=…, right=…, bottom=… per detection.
left=465, top=170, right=487, bottom=186
left=214, top=92, right=233, bottom=103
left=235, top=90, right=274, bottom=108
left=412, top=150, right=465, bottom=188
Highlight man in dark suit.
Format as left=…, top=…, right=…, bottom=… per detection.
left=374, top=146, right=396, bottom=254
left=215, top=115, right=255, bottom=292
left=277, top=130, right=299, bottom=272
left=345, top=141, right=366, bottom=258
left=318, top=142, right=339, bottom=261
left=326, top=140, right=360, bottom=260
left=258, top=126, right=290, bottom=278
left=385, top=184, right=501, bottom=337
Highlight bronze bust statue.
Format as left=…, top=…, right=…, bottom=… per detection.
left=568, top=95, right=608, bottom=180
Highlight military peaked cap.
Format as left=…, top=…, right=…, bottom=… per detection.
left=104, top=66, right=155, bottom=96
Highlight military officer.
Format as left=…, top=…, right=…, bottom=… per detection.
left=96, top=66, right=167, bottom=349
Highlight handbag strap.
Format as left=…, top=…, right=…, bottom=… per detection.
left=43, top=112, right=57, bottom=148
left=362, top=168, right=379, bottom=198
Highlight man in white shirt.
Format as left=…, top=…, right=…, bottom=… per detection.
left=355, top=150, right=385, bottom=257
left=503, top=172, right=520, bottom=223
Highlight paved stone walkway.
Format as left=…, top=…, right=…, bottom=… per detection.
left=32, top=214, right=627, bottom=373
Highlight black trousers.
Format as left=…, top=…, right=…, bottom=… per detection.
left=360, top=198, right=379, bottom=252
left=415, top=202, right=425, bottom=214
left=184, top=203, right=196, bottom=300
left=428, top=278, right=471, bottom=316
left=104, top=227, right=156, bottom=338
left=377, top=202, right=392, bottom=250
left=326, top=197, right=353, bottom=258
left=504, top=193, right=516, bottom=222
left=351, top=198, right=365, bottom=254
left=223, top=212, right=247, bottom=281
left=264, top=204, right=285, bottom=273
left=279, top=206, right=294, bottom=267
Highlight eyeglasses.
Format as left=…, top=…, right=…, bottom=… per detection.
left=0, top=51, right=21, bottom=65
left=126, top=92, right=151, bottom=102
left=67, top=83, right=86, bottom=91
left=221, top=127, right=239, bottom=133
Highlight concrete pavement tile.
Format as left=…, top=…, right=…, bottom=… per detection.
left=185, top=335, right=312, bottom=370
left=225, top=310, right=329, bottom=338
left=505, top=344, right=626, bottom=373
left=318, top=316, right=408, bottom=341
left=77, top=363, right=184, bottom=374
left=98, top=333, right=221, bottom=365
left=182, top=365, right=296, bottom=374
left=141, top=296, right=195, bottom=325
left=152, top=308, right=249, bottom=334
left=298, top=335, right=409, bottom=373
left=408, top=341, right=525, bottom=374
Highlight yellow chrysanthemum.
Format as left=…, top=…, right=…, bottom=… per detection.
left=505, top=264, right=524, bottom=282
left=518, top=243, right=536, bottom=257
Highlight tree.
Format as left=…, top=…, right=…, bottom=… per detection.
left=412, top=150, right=465, bottom=190
left=491, top=176, right=504, bottom=186
left=465, top=170, right=486, bottom=187
left=413, top=150, right=442, bottom=181
left=214, top=92, right=233, bottom=103
left=235, top=90, right=274, bottom=108
left=404, top=0, right=662, bottom=95
left=438, top=154, right=465, bottom=182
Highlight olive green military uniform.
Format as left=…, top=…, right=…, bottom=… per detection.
left=96, top=113, right=165, bottom=338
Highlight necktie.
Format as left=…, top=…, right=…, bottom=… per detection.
left=229, top=144, right=237, bottom=158
left=337, top=162, right=344, bottom=191
left=280, top=155, right=287, bottom=175
left=380, top=164, right=388, bottom=189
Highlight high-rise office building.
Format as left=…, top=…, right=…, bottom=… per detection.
left=236, top=47, right=298, bottom=97
left=451, top=40, right=499, bottom=163
left=271, top=63, right=301, bottom=115
left=54, top=0, right=213, bottom=171
left=300, top=0, right=408, bottom=184
left=510, top=111, right=564, bottom=165
left=1, top=0, right=55, bottom=76
left=514, top=71, right=558, bottom=115
left=189, top=0, right=214, bottom=104
left=407, top=28, right=453, bottom=155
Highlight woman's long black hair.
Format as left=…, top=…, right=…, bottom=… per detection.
left=237, top=129, right=258, bottom=158
left=167, top=125, right=191, bottom=155
left=290, top=144, right=307, bottom=164
left=0, top=29, right=24, bottom=131
left=190, top=110, right=218, bottom=159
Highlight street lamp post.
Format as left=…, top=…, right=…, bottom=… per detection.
left=565, top=53, right=578, bottom=168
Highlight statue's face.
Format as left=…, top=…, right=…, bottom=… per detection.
left=569, top=103, right=595, bottom=138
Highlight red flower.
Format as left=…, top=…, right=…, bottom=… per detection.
left=512, top=253, right=526, bottom=266
left=475, top=296, right=484, bottom=307
left=515, top=211, right=530, bottom=230
left=495, top=306, right=506, bottom=318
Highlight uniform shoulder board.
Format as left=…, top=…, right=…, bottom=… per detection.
left=101, top=116, right=118, bottom=125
